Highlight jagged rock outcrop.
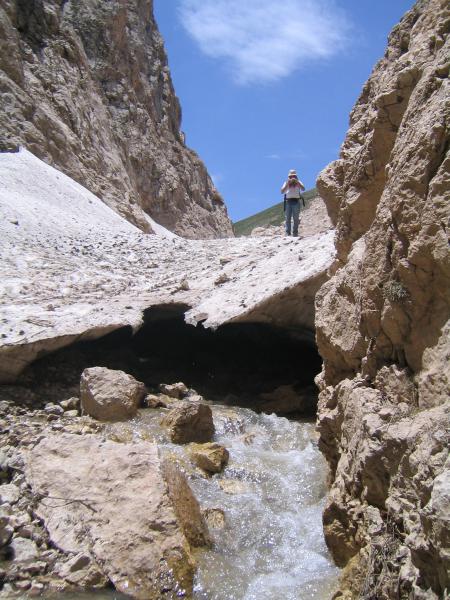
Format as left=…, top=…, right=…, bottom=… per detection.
left=0, top=0, right=233, bottom=238
left=315, top=0, right=449, bottom=597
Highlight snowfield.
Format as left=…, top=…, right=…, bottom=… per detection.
left=0, top=149, right=335, bottom=380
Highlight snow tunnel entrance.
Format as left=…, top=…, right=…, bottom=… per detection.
left=10, top=304, right=323, bottom=417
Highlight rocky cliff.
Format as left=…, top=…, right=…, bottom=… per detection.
left=0, top=0, right=233, bottom=238
left=315, top=0, right=449, bottom=597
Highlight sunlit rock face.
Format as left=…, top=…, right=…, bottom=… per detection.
left=0, top=0, right=233, bottom=238
left=315, top=0, right=449, bottom=597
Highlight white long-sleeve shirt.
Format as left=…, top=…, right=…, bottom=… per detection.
left=281, top=179, right=305, bottom=198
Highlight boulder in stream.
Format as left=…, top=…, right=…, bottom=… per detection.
left=23, top=433, right=197, bottom=599
left=80, top=367, right=145, bottom=421
left=161, top=402, right=215, bottom=444
left=188, top=442, right=229, bottom=474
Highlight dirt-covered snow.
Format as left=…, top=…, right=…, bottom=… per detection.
left=0, top=149, right=335, bottom=380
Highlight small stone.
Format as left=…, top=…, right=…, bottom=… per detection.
left=17, top=525, right=34, bottom=539
left=10, top=537, right=38, bottom=561
left=8, top=511, right=30, bottom=530
left=159, top=382, right=189, bottom=400
left=214, top=273, right=230, bottom=285
left=28, top=581, right=45, bottom=596
left=203, top=508, right=226, bottom=530
left=144, top=394, right=176, bottom=409
left=161, top=402, right=215, bottom=444
left=0, top=483, right=20, bottom=505
left=44, top=403, right=64, bottom=416
left=64, top=409, right=79, bottom=418
left=60, top=397, right=80, bottom=411
left=15, top=580, right=31, bottom=591
left=0, top=518, right=13, bottom=546
left=188, top=443, right=229, bottom=474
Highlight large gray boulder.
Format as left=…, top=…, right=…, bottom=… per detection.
left=80, top=367, right=145, bottom=421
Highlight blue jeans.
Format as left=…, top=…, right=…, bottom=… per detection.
left=285, top=199, right=300, bottom=235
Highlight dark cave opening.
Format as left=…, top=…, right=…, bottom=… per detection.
left=10, top=304, right=323, bottom=417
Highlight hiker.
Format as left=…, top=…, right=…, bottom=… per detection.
left=281, top=169, right=305, bottom=237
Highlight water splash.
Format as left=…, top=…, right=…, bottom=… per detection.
left=107, top=405, right=339, bottom=599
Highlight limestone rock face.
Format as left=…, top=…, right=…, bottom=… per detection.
left=80, top=367, right=145, bottom=421
left=161, top=402, right=215, bottom=444
left=0, top=0, right=233, bottom=239
left=315, top=1, right=449, bottom=597
left=23, top=434, right=197, bottom=599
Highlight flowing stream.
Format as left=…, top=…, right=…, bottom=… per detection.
left=105, top=404, right=339, bottom=600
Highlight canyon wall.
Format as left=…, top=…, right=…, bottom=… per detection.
left=0, top=0, right=233, bottom=238
left=315, top=0, right=449, bottom=597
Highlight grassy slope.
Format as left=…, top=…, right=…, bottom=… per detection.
left=233, top=188, right=318, bottom=236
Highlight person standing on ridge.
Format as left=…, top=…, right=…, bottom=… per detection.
left=281, top=169, right=305, bottom=237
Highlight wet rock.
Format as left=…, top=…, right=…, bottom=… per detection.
left=159, top=382, right=189, bottom=399
left=23, top=433, right=196, bottom=598
left=144, top=393, right=181, bottom=409
left=188, top=443, right=229, bottom=474
left=162, top=459, right=211, bottom=548
left=80, top=367, right=145, bottom=421
left=161, top=402, right=215, bottom=444
left=203, top=508, right=226, bottom=530
left=218, top=480, right=252, bottom=495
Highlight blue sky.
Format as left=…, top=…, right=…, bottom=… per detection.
left=154, top=0, right=414, bottom=222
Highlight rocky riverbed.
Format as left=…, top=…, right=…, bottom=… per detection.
left=0, top=370, right=339, bottom=599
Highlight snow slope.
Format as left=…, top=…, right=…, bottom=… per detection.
left=0, top=149, right=335, bottom=381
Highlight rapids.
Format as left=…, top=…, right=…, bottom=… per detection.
left=105, top=403, right=339, bottom=600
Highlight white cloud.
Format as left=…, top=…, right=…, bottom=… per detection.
left=267, top=153, right=281, bottom=160
left=178, top=0, right=351, bottom=84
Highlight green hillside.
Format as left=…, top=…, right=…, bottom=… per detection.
left=233, top=188, right=318, bottom=236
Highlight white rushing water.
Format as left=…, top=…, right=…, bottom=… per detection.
left=191, top=407, right=338, bottom=600
left=107, top=404, right=339, bottom=600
